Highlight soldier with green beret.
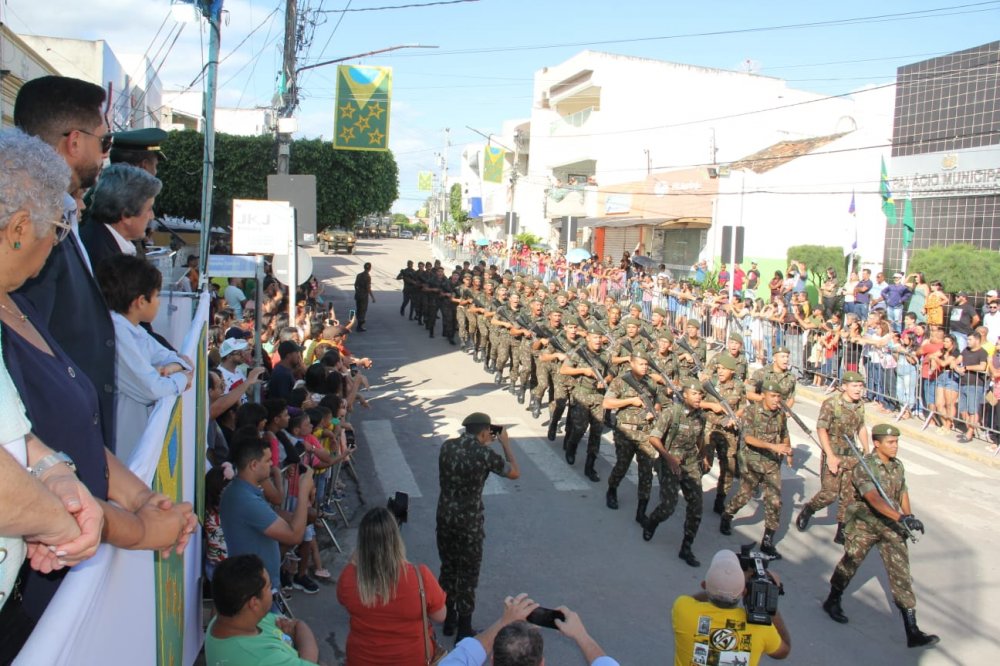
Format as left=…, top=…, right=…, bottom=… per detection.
left=702, top=352, right=748, bottom=515
left=437, top=413, right=521, bottom=640
left=823, top=423, right=938, bottom=648
left=720, top=380, right=792, bottom=559
left=610, top=318, right=649, bottom=372
left=642, top=377, right=707, bottom=567
left=796, top=371, right=871, bottom=544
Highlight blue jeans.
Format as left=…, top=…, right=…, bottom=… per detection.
left=886, top=305, right=903, bottom=332
left=953, top=331, right=968, bottom=352
left=896, top=364, right=917, bottom=411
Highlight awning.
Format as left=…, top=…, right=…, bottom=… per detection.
left=577, top=216, right=666, bottom=229
left=656, top=217, right=712, bottom=230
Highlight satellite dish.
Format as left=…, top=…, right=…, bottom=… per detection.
left=272, top=246, right=314, bottom=287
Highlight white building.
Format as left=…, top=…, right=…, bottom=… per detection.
left=0, top=25, right=58, bottom=127
left=518, top=50, right=888, bottom=271
left=17, top=34, right=162, bottom=131
left=161, top=89, right=273, bottom=136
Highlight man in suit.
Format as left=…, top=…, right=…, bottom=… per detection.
left=80, top=163, right=161, bottom=271
left=13, top=76, right=118, bottom=452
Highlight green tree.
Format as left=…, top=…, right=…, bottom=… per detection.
left=391, top=213, right=409, bottom=226
left=449, top=183, right=469, bottom=229
left=515, top=231, right=543, bottom=247
left=786, top=245, right=848, bottom=291
left=908, top=244, right=1000, bottom=293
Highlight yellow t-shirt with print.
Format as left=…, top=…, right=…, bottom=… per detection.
left=672, top=595, right=780, bottom=666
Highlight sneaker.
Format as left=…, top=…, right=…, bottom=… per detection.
left=286, top=548, right=301, bottom=562
left=293, top=575, right=319, bottom=594
left=280, top=570, right=294, bottom=591
left=313, top=568, right=332, bottom=579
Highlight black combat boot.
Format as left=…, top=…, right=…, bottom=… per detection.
left=516, top=386, right=526, bottom=404
left=823, top=585, right=849, bottom=624
left=472, top=348, right=480, bottom=362
left=635, top=498, right=649, bottom=524
left=547, top=401, right=565, bottom=441
left=583, top=454, right=600, bottom=482
left=448, top=336, right=456, bottom=346
left=455, top=614, right=477, bottom=644
left=494, top=370, right=503, bottom=385
left=719, top=513, right=733, bottom=535
left=760, top=528, right=782, bottom=560
left=641, top=516, right=657, bottom=541
left=429, top=330, right=434, bottom=339
left=713, top=494, right=726, bottom=515
left=564, top=436, right=577, bottom=465
left=796, top=506, right=814, bottom=532
left=606, top=486, right=619, bottom=510
left=677, top=538, right=700, bottom=567
left=834, top=522, right=845, bottom=545
left=483, top=357, right=492, bottom=372
left=507, top=381, right=517, bottom=395
left=900, top=607, right=939, bottom=648
left=529, top=397, right=541, bottom=419
left=442, top=601, right=458, bottom=636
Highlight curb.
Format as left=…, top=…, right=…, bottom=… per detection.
left=793, top=385, right=1000, bottom=470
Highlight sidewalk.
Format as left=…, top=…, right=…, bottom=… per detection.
left=793, top=383, right=1000, bottom=470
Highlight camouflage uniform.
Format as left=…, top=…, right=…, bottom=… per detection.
left=707, top=350, right=749, bottom=383
left=749, top=365, right=796, bottom=403
left=436, top=433, right=508, bottom=616
left=606, top=372, right=667, bottom=502
left=702, top=376, right=747, bottom=500
left=473, top=289, right=492, bottom=359
left=455, top=283, right=473, bottom=344
left=562, top=345, right=613, bottom=460
left=611, top=335, right=649, bottom=374
left=512, top=312, right=540, bottom=390
left=648, top=350, right=682, bottom=390
left=645, top=403, right=707, bottom=540
left=677, top=337, right=707, bottom=377
left=723, top=401, right=787, bottom=531
left=831, top=453, right=915, bottom=609
left=491, top=304, right=517, bottom=372
left=804, top=394, right=866, bottom=522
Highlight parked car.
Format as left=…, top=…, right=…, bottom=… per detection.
left=317, top=227, right=355, bottom=254
left=418, top=233, right=429, bottom=241
left=400, top=230, right=414, bottom=239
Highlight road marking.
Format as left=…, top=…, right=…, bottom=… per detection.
left=361, top=420, right=423, bottom=499
left=516, top=437, right=591, bottom=491
left=903, top=443, right=987, bottom=478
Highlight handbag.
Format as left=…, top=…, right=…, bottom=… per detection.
left=414, top=564, right=448, bottom=665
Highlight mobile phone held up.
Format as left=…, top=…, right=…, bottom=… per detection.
left=526, top=607, right=565, bottom=629
left=348, top=309, right=356, bottom=321
left=489, top=424, right=503, bottom=436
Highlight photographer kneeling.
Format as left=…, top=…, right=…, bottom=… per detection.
left=672, top=549, right=791, bottom=665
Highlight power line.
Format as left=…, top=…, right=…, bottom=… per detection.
left=317, top=0, right=478, bottom=12
left=303, top=0, right=352, bottom=90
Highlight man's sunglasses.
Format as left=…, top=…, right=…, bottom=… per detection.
left=63, top=128, right=114, bottom=153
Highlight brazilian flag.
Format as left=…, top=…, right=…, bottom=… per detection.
left=483, top=145, right=505, bottom=183
left=334, top=65, right=392, bottom=151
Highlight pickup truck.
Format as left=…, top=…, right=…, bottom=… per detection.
left=317, top=227, right=355, bottom=254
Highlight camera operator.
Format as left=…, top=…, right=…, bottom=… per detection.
left=672, top=549, right=791, bottom=665
left=437, top=413, right=521, bottom=643
left=441, top=593, right=620, bottom=666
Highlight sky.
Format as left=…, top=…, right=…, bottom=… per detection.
left=4, top=0, right=1000, bottom=214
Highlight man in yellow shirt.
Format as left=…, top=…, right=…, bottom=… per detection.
left=672, top=549, right=791, bottom=666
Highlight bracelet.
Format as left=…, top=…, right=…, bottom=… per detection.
left=28, top=451, right=77, bottom=479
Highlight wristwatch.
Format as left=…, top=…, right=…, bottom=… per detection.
left=28, top=451, right=77, bottom=479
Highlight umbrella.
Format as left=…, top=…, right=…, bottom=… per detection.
left=475, top=238, right=490, bottom=247
left=566, top=247, right=591, bottom=263
left=632, top=255, right=657, bottom=268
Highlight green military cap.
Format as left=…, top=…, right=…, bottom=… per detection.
left=631, top=348, right=651, bottom=361
left=545, top=308, right=563, bottom=317
left=842, top=370, right=865, bottom=384
left=761, top=380, right=783, bottom=394
left=563, top=318, right=580, bottom=327
left=728, top=332, right=743, bottom=344
left=462, top=412, right=492, bottom=427
left=657, top=328, right=675, bottom=342
left=514, top=277, right=525, bottom=284
left=575, top=299, right=591, bottom=308
left=109, top=127, right=168, bottom=160
left=557, top=291, right=570, bottom=298
left=585, top=323, right=605, bottom=335
left=686, top=319, right=701, bottom=328
left=623, top=317, right=642, bottom=328
left=773, top=346, right=790, bottom=355
left=872, top=423, right=900, bottom=437
left=717, top=354, right=738, bottom=371
left=681, top=377, right=703, bottom=392
left=652, top=307, right=667, bottom=317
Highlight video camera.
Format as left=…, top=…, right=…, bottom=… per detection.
left=737, top=543, right=783, bottom=625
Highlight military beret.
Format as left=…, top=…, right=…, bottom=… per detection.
left=557, top=291, right=570, bottom=298
left=717, top=354, right=738, bottom=371
left=462, top=412, right=492, bottom=427
left=575, top=300, right=591, bottom=308
left=729, top=332, right=744, bottom=344
left=657, top=329, right=675, bottom=342
left=761, top=380, right=783, bottom=393
left=681, top=377, right=703, bottom=392
left=773, top=346, right=791, bottom=355
left=652, top=307, right=667, bottom=317
left=686, top=319, right=701, bottom=328
left=872, top=423, right=900, bottom=438
left=842, top=370, right=865, bottom=384
left=563, top=318, right=580, bottom=327
left=624, top=317, right=642, bottom=328
left=545, top=308, right=563, bottom=317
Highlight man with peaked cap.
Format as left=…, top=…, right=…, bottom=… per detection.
left=437, top=412, right=521, bottom=643
left=108, top=126, right=168, bottom=176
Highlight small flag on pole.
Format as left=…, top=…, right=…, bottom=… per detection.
left=848, top=190, right=856, bottom=216
left=902, top=198, right=915, bottom=248
left=417, top=171, right=433, bottom=192
left=880, top=156, right=897, bottom=225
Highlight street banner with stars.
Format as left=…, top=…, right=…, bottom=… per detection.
left=483, top=145, right=505, bottom=183
left=334, top=65, right=392, bottom=151
left=418, top=170, right=433, bottom=192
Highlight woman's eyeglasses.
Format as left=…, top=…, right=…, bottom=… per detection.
left=50, top=218, right=73, bottom=243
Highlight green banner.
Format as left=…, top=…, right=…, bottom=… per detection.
left=417, top=170, right=433, bottom=192
left=334, top=65, right=392, bottom=151
left=483, top=145, right=505, bottom=183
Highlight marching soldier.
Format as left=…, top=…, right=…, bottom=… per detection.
left=510, top=297, right=544, bottom=404
left=546, top=319, right=582, bottom=440
left=491, top=288, right=518, bottom=385
left=610, top=318, right=649, bottom=373
left=471, top=280, right=495, bottom=364
left=453, top=272, right=475, bottom=351
left=796, top=371, right=870, bottom=544
left=822, top=423, right=938, bottom=649
left=707, top=332, right=750, bottom=383
left=647, top=330, right=682, bottom=393
left=701, top=354, right=747, bottom=515
left=484, top=285, right=508, bottom=373
left=719, top=381, right=792, bottom=559
left=603, top=350, right=668, bottom=524
left=528, top=309, right=565, bottom=419
left=559, top=324, right=614, bottom=482
left=437, top=413, right=520, bottom=642
left=395, top=260, right=418, bottom=319
left=677, top=319, right=707, bottom=377
left=642, top=377, right=708, bottom=567
left=747, top=346, right=796, bottom=406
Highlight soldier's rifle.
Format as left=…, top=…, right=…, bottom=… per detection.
left=621, top=372, right=661, bottom=421
left=842, top=435, right=918, bottom=543
left=576, top=345, right=611, bottom=390
left=676, top=337, right=704, bottom=374
left=644, top=356, right=682, bottom=404
left=701, top=380, right=743, bottom=433
left=780, top=403, right=822, bottom=449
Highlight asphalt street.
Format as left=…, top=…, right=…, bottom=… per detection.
left=291, top=238, right=1000, bottom=666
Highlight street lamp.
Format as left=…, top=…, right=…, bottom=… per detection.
left=295, top=44, right=439, bottom=75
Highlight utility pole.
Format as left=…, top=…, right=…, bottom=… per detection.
left=506, top=130, right=520, bottom=248
left=440, top=128, right=450, bottom=232
left=197, top=0, right=222, bottom=287
left=276, top=0, right=298, bottom=176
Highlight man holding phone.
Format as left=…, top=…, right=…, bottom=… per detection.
left=437, top=413, right=521, bottom=644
